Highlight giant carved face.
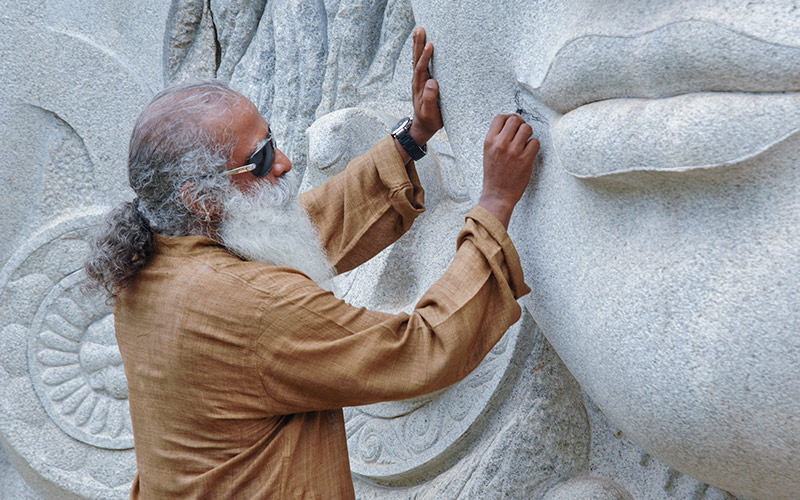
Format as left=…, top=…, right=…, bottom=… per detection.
left=411, top=1, right=800, bottom=499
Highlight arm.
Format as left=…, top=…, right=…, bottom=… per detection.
left=299, top=137, right=425, bottom=274
left=298, top=27, right=443, bottom=273
left=277, top=114, right=538, bottom=412
left=253, top=206, right=530, bottom=415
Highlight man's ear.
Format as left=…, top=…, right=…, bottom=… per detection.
left=179, top=182, right=219, bottom=221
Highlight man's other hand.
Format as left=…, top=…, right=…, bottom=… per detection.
left=410, top=27, right=443, bottom=146
left=478, top=114, right=540, bottom=228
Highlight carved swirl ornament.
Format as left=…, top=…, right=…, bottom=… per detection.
left=0, top=212, right=134, bottom=450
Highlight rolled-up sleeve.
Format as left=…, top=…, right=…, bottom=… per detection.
left=299, top=136, right=425, bottom=274
left=252, top=206, right=530, bottom=415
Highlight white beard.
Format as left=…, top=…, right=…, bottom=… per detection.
left=219, top=173, right=336, bottom=287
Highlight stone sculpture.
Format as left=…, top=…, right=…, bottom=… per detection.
left=0, top=2, right=171, bottom=496
left=1, top=0, right=796, bottom=499
left=410, top=1, right=799, bottom=499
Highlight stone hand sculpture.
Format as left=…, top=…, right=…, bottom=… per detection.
left=412, top=1, right=799, bottom=499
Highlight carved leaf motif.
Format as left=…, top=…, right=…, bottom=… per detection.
left=88, top=398, right=110, bottom=434
left=61, top=386, right=91, bottom=415
left=49, top=377, right=83, bottom=402
left=45, top=314, right=82, bottom=342
left=39, top=329, right=79, bottom=353
left=73, top=394, right=98, bottom=426
left=41, top=365, right=81, bottom=386
left=37, top=349, right=79, bottom=367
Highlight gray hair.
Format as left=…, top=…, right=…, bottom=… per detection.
left=85, top=79, right=244, bottom=299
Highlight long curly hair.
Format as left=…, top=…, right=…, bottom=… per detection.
left=85, top=80, right=242, bottom=300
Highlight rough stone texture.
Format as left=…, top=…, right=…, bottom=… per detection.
left=1, top=1, right=797, bottom=499
left=582, top=394, right=750, bottom=500
left=210, top=0, right=268, bottom=80
left=164, top=0, right=219, bottom=84
left=543, top=476, right=635, bottom=500
left=349, top=314, right=589, bottom=498
left=0, top=2, right=169, bottom=498
left=412, top=1, right=799, bottom=499
left=231, top=0, right=328, bottom=179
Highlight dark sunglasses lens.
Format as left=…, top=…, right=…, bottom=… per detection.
left=250, top=139, right=275, bottom=177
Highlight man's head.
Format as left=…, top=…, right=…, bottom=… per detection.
left=127, top=80, right=240, bottom=237
left=86, top=80, right=334, bottom=299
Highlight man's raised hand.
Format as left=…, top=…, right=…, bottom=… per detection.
left=478, top=114, right=540, bottom=228
left=409, top=27, right=443, bottom=146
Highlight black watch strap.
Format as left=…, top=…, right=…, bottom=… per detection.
left=391, top=117, right=427, bottom=161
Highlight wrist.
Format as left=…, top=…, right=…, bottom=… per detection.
left=409, top=121, right=434, bottom=147
left=393, top=117, right=428, bottom=162
left=477, top=195, right=515, bottom=229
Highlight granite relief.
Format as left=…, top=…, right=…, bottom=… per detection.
left=1, top=1, right=796, bottom=499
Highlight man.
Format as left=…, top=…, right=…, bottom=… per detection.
left=86, top=28, right=539, bottom=498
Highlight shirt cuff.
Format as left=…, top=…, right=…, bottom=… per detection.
left=372, top=136, right=425, bottom=221
left=464, top=205, right=531, bottom=299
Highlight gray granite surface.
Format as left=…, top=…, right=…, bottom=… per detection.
left=0, top=1, right=796, bottom=499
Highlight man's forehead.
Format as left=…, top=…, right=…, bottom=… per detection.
left=203, top=96, right=261, bottom=131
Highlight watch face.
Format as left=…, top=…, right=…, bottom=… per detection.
left=392, top=117, right=411, bottom=136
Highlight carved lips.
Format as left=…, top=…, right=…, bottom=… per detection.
left=517, top=20, right=800, bottom=178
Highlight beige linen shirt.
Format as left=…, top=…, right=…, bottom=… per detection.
left=115, top=137, right=530, bottom=499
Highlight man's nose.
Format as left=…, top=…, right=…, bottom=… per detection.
left=270, top=148, right=292, bottom=178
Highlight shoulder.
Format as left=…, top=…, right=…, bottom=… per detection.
left=152, top=233, right=321, bottom=300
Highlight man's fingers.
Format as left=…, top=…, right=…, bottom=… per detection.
left=412, top=28, right=421, bottom=65
left=412, top=42, right=432, bottom=99
left=487, top=114, right=510, bottom=139
left=498, top=113, right=524, bottom=143
left=512, top=122, right=533, bottom=149
left=418, top=80, right=439, bottom=119
left=523, top=136, right=541, bottom=159
left=414, top=43, right=433, bottom=83
left=412, top=27, right=426, bottom=68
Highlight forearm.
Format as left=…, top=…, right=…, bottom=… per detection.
left=254, top=206, right=530, bottom=414
left=300, top=136, right=425, bottom=273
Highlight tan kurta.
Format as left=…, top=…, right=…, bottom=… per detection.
left=115, top=137, right=530, bottom=499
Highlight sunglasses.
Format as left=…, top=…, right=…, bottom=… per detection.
left=221, top=132, right=276, bottom=178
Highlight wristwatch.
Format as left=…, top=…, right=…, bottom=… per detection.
left=391, top=117, right=427, bottom=161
